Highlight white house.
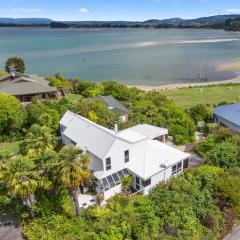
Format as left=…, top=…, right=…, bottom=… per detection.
left=60, top=111, right=190, bottom=200
left=214, top=103, right=240, bottom=133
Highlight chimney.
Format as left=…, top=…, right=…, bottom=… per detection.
left=114, top=121, right=118, bottom=133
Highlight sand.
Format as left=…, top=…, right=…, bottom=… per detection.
left=128, top=75, right=240, bottom=91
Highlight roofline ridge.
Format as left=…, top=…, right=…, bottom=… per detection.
left=66, top=111, right=116, bottom=137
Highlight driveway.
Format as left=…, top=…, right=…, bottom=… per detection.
left=0, top=214, right=24, bottom=240
left=224, top=225, right=240, bottom=240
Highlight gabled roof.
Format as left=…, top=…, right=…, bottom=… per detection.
left=214, top=103, right=240, bottom=127
left=0, top=72, right=57, bottom=96
left=122, top=124, right=168, bottom=139
left=60, top=111, right=189, bottom=180
left=60, top=111, right=117, bottom=159
left=128, top=140, right=189, bottom=180
left=97, top=95, right=129, bottom=115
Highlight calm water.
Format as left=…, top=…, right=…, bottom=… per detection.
left=1, top=27, right=240, bottom=85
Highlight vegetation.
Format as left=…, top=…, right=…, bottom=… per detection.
left=5, top=57, right=25, bottom=73
left=19, top=166, right=240, bottom=240
left=0, top=93, right=23, bottom=140
left=0, top=62, right=240, bottom=239
left=162, top=84, right=240, bottom=108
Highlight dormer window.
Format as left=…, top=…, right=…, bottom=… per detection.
left=124, top=150, right=129, bottom=163
left=106, top=157, right=111, bottom=171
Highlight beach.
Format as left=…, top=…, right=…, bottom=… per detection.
left=129, top=75, right=240, bottom=91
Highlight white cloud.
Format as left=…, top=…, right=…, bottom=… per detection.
left=78, top=8, right=89, bottom=13
left=12, top=8, right=43, bottom=13
left=226, top=8, right=240, bottom=13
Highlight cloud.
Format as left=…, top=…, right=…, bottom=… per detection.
left=226, top=8, right=240, bottom=13
left=78, top=8, right=89, bottom=13
left=12, top=8, right=43, bottom=13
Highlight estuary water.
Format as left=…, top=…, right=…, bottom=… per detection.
left=1, top=27, right=240, bottom=85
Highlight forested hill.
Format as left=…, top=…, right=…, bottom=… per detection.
left=225, top=18, right=240, bottom=31
left=1, top=15, right=240, bottom=30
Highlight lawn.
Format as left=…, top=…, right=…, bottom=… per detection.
left=0, top=142, right=20, bottom=155
left=66, top=94, right=82, bottom=102
left=161, top=83, right=240, bottom=108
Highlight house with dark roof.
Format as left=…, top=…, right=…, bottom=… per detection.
left=214, top=103, right=240, bottom=132
left=97, top=95, right=129, bottom=122
left=0, top=71, right=64, bottom=103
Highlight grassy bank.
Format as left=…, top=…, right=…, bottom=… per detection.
left=0, top=141, right=20, bottom=155
left=161, top=83, right=240, bottom=108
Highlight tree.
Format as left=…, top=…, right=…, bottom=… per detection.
left=121, top=175, right=133, bottom=193
left=0, top=93, right=23, bottom=137
left=188, top=104, right=213, bottom=124
left=45, top=73, right=71, bottom=90
left=19, top=124, right=56, bottom=156
left=5, top=57, right=25, bottom=73
left=207, top=141, right=239, bottom=169
left=57, top=146, right=90, bottom=217
left=0, top=156, right=39, bottom=218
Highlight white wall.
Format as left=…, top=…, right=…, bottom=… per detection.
left=104, top=184, right=122, bottom=200
left=103, top=139, right=148, bottom=176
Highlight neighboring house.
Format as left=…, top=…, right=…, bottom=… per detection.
left=60, top=111, right=190, bottom=200
left=0, top=71, right=64, bottom=103
left=97, top=95, right=129, bottom=122
left=214, top=103, right=240, bottom=133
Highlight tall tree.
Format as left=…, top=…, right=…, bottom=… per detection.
left=5, top=57, right=25, bottom=73
left=57, top=146, right=90, bottom=217
left=0, top=93, right=23, bottom=137
left=0, top=156, right=40, bottom=218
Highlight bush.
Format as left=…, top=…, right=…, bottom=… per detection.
left=0, top=93, right=23, bottom=138
left=207, top=141, right=239, bottom=169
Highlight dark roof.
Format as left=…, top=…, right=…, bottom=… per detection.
left=0, top=72, right=57, bottom=96
left=98, top=95, right=129, bottom=115
left=214, top=103, right=240, bottom=127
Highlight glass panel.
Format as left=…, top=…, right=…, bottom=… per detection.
left=112, top=173, right=120, bottom=182
left=136, top=176, right=140, bottom=184
left=177, top=162, right=182, bottom=169
left=102, top=178, right=109, bottom=188
left=142, top=178, right=151, bottom=187
left=117, top=170, right=124, bottom=179
left=124, top=150, right=129, bottom=162
left=106, top=165, right=111, bottom=171
left=107, top=175, right=114, bottom=184
left=106, top=157, right=111, bottom=165
left=123, top=168, right=129, bottom=175
left=172, top=165, right=177, bottom=173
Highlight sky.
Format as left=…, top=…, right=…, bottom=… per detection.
left=0, top=0, right=240, bottom=21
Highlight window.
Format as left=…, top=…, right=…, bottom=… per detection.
left=172, top=161, right=182, bottom=176
left=105, top=157, right=111, bottom=171
left=135, top=176, right=141, bottom=190
left=124, top=150, right=129, bottom=163
left=142, top=178, right=151, bottom=187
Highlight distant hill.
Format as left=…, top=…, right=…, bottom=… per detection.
left=1, top=15, right=240, bottom=30
left=0, top=18, right=52, bottom=24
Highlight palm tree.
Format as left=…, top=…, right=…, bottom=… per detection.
left=57, top=145, right=90, bottom=217
left=0, top=156, right=40, bottom=218
left=20, top=124, right=55, bottom=156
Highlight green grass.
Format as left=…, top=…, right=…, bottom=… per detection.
left=161, top=83, right=240, bottom=108
left=0, top=142, right=20, bottom=155
left=66, top=94, right=82, bottom=102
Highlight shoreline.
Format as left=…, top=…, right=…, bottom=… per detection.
left=128, top=76, right=240, bottom=91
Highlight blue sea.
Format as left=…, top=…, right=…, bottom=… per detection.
left=1, top=27, right=240, bottom=85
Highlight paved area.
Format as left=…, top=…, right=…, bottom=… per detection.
left=224, top=225, right=240, bottom=240
left=0, top=214, right=23, bottom=240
